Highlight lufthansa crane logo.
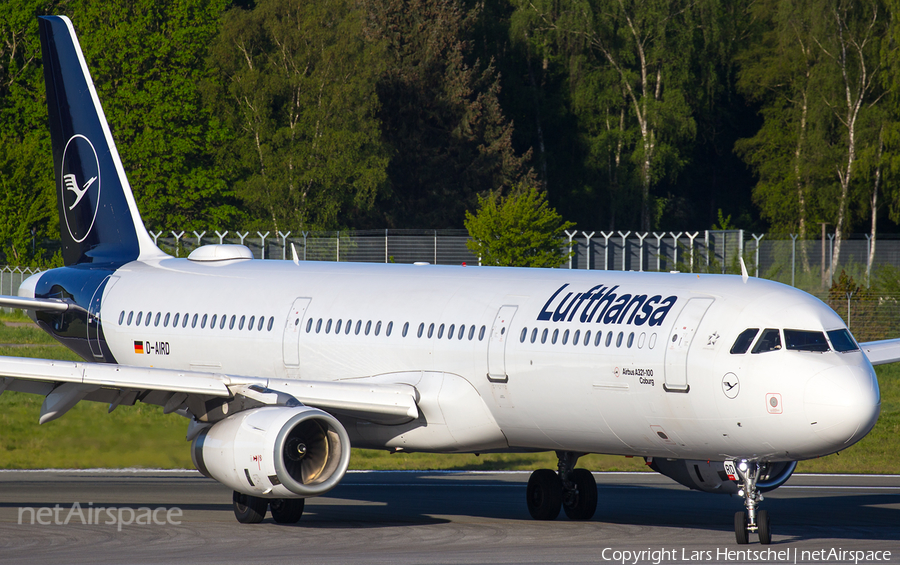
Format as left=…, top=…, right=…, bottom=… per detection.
left=60, top=134, right=101, bottom=243
left=722, top=372, right=740, bottom=399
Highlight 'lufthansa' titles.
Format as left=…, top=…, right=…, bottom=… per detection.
left=537, top=284, right=677, bottom=326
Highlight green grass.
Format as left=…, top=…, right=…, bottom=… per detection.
left=0, top=317, right=897, bottom=472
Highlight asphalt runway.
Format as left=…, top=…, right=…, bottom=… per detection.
left=0, top=470, right=897, bottom=565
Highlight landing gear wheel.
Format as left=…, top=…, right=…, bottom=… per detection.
left=734, top=511, right=749, bottom=545
left=757, top=509, right=771, bottom=545
left=563, top=468, right=597, bottom=520
left=270, top=498, right=305, bottom=524
left=233, top=491, right=267, bottom=524
left=527, top=469, right=562, bottom=520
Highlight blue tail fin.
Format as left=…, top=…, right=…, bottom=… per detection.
left=39, top=16, right=164, bottom=266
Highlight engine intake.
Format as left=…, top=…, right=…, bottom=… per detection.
left=648, top=459, right=796, bottom=495
left=192, top=406, right=351, bottom=498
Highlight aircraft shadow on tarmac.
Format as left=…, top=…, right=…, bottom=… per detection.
left=1, top=474, right=896, bottom=540
left=310, top=474, right=900, bottom=541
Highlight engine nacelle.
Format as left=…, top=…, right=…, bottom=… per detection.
left=648, top=459, right=797, bottom=495
left=191, top=406, right=351, bottom=499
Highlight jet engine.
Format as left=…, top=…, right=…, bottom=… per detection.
left=648, top=459, right=797, bottom=495
left=191, top=406, right=351, bottom=498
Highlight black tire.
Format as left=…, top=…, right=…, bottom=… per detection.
left=526, top=469, right=563, bottom=520
left=734, top=511, right=749, bottom=545
left=233, top=491, right=267, bottom=524
left=270, top=498, right=305, bottom=524
left=757, top=510, right=771, bottom=545
left=563, top=468, right=597, bottom=520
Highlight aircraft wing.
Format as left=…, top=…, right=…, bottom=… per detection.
left=860, top=338, right=900, bottom=365
left=0, top=356, right=419, bottom=425
left=0, top=296, right=74, bottom=312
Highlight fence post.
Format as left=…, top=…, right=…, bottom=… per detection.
left=686, top=232, right=699, bottom=273
left=705, top=230, right=710, bottom=268
left=582, top=231, right=595, bottom=270
left=653, top=232, right=666, bottom=271
left=171, top=231, right=185, bottom=257
left=670, top=232, right=683, bottom=269
left=302, top=231, right=309, bottom=261
left=865, top=234, right=872, bottom=287
left=385, top=229, right=389, bottom=263
left=600, top=232, right=613, bottom=270
left=565, top=230, right=578, bottom=269
left=193, top=231, right=206, bottom=249
left=636, top=232, right=648, bottom=272
left=336, top=231, right=340, bottom=262
left=215, top=231, right=228, bottom=245
left=434, top=230, right=437, bottom=265
left=150, top=231, right=162, bottom=245
left=790, top=234, right=798, bottom=287
left=828, top=233, right=835, bottom=282
left=617, top=231, right=631, bottom=271
left=237, top=231, right=249, bottom=248
left=752, top=233, right=765, bottom=278
left=278, top=231, right=291, bottom=260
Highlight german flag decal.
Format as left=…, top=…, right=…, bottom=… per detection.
left=134, top=341, right=144, bottom=354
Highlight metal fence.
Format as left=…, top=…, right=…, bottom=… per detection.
left=149, top=229, right=478, bottom=265
left=6, top=228, right=900, bottom=338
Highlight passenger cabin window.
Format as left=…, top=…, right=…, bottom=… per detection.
left=730, top=328, right=759, bottom=354
left=386, top=321, right=393, bottom=336
left=784, top=329, right=829, bottom=352
left=828, top=329, right=859, bottom=352
left=752, top=328, right=781, bottom=353
left=402, top=322, right=409, bottom=337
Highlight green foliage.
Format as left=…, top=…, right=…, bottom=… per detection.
left=0, top=2, right=61, bottom=266
left=360, top=0, right=534, bottom=229
left=70, top=0, right=239, bottom=231
left=207, top=0, right=389, bottom=232
left=465, top=185, right=574, bottom=267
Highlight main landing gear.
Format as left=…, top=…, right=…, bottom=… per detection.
left=526, top=451, right=597, bottom=521
left=731, top=460, right=772, bottom=545
left=232, top=491, right=305, bottom=524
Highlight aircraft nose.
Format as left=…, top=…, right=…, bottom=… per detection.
left=805, top=363, right=880, bottom=448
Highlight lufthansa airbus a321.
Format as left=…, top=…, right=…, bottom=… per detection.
left=0, top=16, right=892, bottom=545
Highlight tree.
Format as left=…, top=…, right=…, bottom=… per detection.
left=360, top=0, right=534, bottom=229
left=0, top=1, right=61, bottom=265
left=465, top=185, right=574, bottom=267
left=516, top=0, right=704, bottom=232
left=735, top=0, right=829, bottom=271
left=66, top=0, right=238, bottom=231
left=208, top=0, right=388, bottom=232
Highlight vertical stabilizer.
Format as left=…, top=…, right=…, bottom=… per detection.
left=39, top=16, right=165, bottom=266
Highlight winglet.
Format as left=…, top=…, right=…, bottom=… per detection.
left=291, top=243, right=300, bottom=266
left=740, top=257, right=749, bottom=283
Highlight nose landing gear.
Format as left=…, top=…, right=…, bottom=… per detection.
left=526, top=451, right=598, bottom=521
left=732, top=459, right=772, bottom=545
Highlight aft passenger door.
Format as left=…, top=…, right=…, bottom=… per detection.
left=487, top=305, right=517, bottom=382
left=282, top=297, right=312, bottom=366
left=664, top=297, right=714, bottom=392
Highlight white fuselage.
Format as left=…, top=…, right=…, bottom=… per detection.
left=95, top=257, right=881, bottom=463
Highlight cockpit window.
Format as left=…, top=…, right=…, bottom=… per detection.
left=827, top=329, right=859, bottom=352
left=730, top=328, right=759, bottom=354
left=751, top=328, right=781, bottom=353
left=784, top=329, right=829, bottom=352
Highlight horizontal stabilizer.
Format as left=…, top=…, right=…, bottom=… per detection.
left=0, top=295, right=76, bottom=312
